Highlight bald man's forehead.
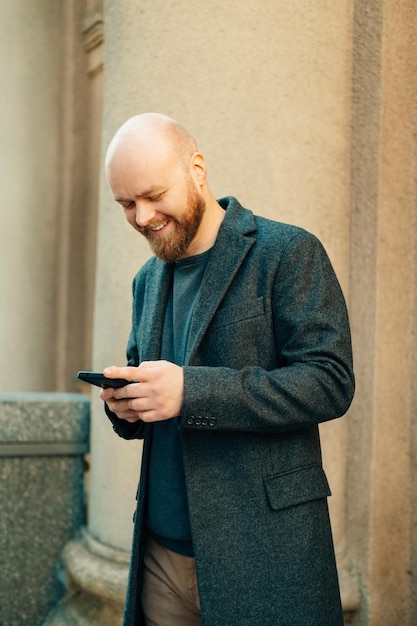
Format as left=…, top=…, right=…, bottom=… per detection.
left=106, top=136, right=182, bottom=184
left=108, top=134, right=179, bottom=178
left=106, top=141, right=186, bottom=204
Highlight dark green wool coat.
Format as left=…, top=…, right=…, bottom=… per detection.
left=107, top=197, right=355, bottom=626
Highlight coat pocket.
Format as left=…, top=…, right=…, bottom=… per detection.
left=263, top=464, right=331, bottom=512
left=210, top=296, right=265, bottom=329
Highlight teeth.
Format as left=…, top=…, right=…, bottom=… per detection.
left=150, top=221, right=168, bottom=232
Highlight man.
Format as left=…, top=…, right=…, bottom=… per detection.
left=101, top=112, right=354, bottom=626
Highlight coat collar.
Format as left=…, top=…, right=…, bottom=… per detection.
left=138, top=197, right=257, bottom=364
left=184, top=197, right=257, bottom=364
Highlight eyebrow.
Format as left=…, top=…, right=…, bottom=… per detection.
left=114, top=187, right=163, bottom=202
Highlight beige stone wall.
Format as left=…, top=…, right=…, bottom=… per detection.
left=0, top=0, right=98, bottom=392
left=0, top=1, right=65, bottom=391
left=2, top=0, right=417, bottom=623
left=348, top=1, right=417, bottom=624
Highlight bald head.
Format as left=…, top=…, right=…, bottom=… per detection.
left=105, top=113, right=197, bottom=179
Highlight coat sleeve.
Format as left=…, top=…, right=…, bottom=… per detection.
left=181, top=231, right=355, bottom=433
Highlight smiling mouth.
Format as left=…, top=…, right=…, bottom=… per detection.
left=139, top=220, right=169, bottom=236
left=149, top=221, right=169, bottom=232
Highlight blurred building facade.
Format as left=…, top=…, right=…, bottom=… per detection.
left=1, top=0, right=417, bottom=624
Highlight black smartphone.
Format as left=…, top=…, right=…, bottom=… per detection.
left=77, top=371, right=132, bottom=388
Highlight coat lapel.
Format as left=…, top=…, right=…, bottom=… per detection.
left=184, top=199, right=257, bottom=365
left=138, top=259, right=173, bottom=361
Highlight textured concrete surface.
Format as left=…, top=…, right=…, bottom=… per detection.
left=45, top=529, right=129, bottom=626
left=0, top=394, right=89, bottom=626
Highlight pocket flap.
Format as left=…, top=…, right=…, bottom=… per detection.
left=264, top=464, right=331, bottom=511
left=211, top=297, right=265, bottom=329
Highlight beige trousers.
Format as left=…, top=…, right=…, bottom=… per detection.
left=141, top=537, right=202, bottom=626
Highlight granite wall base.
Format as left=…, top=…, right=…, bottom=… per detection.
left=0, top=394, right=89, bottom=626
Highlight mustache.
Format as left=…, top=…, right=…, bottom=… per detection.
left=137, top=220, right=170, bottom=234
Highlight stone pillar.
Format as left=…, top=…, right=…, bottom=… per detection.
left=46, top=1, right=139, bottom=623
left=348, top=1, right=417, bottom=624
left=0, top=0, right=98, bottom=393
left=0, top=1, right=65, bottom=391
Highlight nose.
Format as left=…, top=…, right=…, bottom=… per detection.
left=134, top=200, right=157, bottom=228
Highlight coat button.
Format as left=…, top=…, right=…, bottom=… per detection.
left=209, top=418, right=217, bottom=427
left=202, top=417, right=209, bottom=426
left=186, top=416, right=195, bottom=425
left=195, top=416, right=202, bottom=425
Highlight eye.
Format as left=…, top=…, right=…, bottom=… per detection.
left=148, top=192, right=164, bottom=202
left=119, top=201, right=135, bottom=210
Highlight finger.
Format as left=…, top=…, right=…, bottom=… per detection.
left=106, top=398, right=136, bottom=414
left=112, top=382, right=142, bottom=398
left=99, top=387, right=115, bottom=401
left=107, top=403, right=140, bottom=422
left=111, top=409, right=142, bottom=423
left=123, top=396, right=152, bottom=413
left=103, top=365, right=142, bottom=381
left=136, top=409, right=158, bottom=423
left=124, top=415, right=142, bottom=423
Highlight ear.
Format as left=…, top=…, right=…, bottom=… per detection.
left=190, top=152, right=207, bottom=187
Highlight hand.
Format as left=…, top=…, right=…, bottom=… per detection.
left=99, top=361, right=184, bottom=423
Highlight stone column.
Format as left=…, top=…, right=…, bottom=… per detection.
left=51, top=0, right=152, bottom=622
left=348, top=1, right=417, bottom=624
left=0, top=1, right=64, bottom=391
left=45, top=1, right=142, bottom=623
